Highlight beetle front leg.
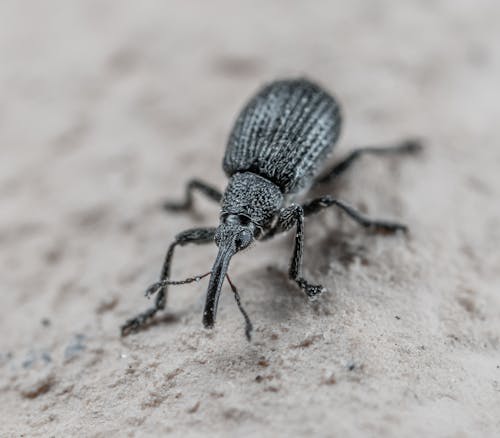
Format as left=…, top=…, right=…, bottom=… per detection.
left=163, top=179, right=222, bottom=212
left=121, top=227, right=216, bottom=336
left=273, top=204, right=326, bottom=299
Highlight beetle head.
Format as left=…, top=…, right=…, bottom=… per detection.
left=203, top=171, right=284, bottom=330
left=203, top=215, right=255, bottom=329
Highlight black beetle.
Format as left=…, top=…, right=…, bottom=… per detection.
left=121, top=78, right=421, bottom=340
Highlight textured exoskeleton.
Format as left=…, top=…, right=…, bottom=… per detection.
left=122, top=78, right=421, bottom=340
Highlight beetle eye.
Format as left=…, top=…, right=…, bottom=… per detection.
left=235, top=229, right=252, bottom=250
left=238, top=215, right=252, bottom=226
left=223, top=214, right=239, bottom=225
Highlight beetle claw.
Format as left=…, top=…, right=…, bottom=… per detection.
left=306, top=285, right=326, bottom=300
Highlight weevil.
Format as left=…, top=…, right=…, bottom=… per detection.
left=121, top=78, right=421, bottom=340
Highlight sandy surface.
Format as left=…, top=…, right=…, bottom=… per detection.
left=1, top=1, right=500, bottom=437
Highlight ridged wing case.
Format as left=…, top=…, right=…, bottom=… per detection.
left=223, top=79, right=342, bottom=194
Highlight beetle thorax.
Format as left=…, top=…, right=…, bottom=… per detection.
left=221, top=172, right=284, bottom=229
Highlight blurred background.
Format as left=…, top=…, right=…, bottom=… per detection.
left=1, top=1, right=499, bottom=437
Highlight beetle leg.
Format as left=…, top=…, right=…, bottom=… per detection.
left=315, top=138, right=422, bottom=185
left=121, top=227, right=216, bottom=336
left=163, top=179, right=222, bottom=212
left=302, top=196, right=408, bottom=233
left=226, top=274, right=253, bottom=341
left=272, top=204, right=326, bottom=299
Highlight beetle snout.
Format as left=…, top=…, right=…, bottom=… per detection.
left=203, top=222, right=255, bottom=329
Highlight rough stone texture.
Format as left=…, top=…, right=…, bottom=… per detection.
left=1, top=1, right=499, bottom=437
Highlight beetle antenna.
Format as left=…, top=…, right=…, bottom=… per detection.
left=226, top=274, right=253, bottom=341
left=145, top=272, right=212, bottom=298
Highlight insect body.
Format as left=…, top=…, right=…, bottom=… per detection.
left=121, top=78, right=420, bottom=339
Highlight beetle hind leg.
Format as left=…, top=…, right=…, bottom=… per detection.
left=315, top=138, right=422, bottom=185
